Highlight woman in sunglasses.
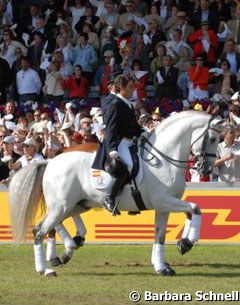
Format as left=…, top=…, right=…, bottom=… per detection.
left=9, top=137, right=43, bottom=171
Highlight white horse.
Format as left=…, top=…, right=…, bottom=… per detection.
left=9, top=111, right=222, bottom=276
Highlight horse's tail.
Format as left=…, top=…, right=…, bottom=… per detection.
left=9, top=160, right=48, bottom=243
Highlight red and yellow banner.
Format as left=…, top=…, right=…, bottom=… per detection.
left=1, top=186, right=240, bottom=243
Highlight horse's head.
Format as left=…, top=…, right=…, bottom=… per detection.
left=191, top=117, right=222, bottom=177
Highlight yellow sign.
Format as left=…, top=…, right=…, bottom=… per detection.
left=1, top=187, right=240, bottom=243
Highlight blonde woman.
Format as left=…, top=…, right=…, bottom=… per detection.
left=55, top=37, right=73, bottom=75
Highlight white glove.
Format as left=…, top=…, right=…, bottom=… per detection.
left=109, top=150, right=119, bottom=159
left=47, top=121, right=55, bottom=133
left=65, top=102, right=73, bottom=110
left=56, top=18, right=64, bottom=26
left=1, top=156, right=12, bottom=163
left=4, top=114, right=14, bottom=121
left=45, top=9, right=53, bottom=17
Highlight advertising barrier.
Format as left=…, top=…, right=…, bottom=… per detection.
left=1, top=182, right=240, bottom=244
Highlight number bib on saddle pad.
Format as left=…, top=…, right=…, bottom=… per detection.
left=90, top=169, right=113, bottom=189
left=91, top=161, right=144, bottom=190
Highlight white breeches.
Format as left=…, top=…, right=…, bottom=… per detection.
left=118, top=138, right=133, bottom=172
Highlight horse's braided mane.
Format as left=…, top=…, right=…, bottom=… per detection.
left=154, top=111, right=210, bottom=134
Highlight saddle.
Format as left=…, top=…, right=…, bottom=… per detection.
left=96, top=140, right=146, bottom=212
left=60, top=141, right=146, bottom=212
left=104, top=140, right=139, bottom=182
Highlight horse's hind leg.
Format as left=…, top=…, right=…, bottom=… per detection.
left=46, top=215, right=87, bottom=266
left=55, top=223, right=76, bottom=264
left=33, top=221, right=57, bottom=277
left=72, top=215, right=87, bottom=249
left=152, top=212, right=176, bottom=276
left=46, top=229, right=63, bottom=267
left=33, top=210, right=66, bottom=276
left=59, top=210, right=87, bottom=264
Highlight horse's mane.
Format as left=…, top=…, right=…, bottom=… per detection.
left=154, top=111, right=210, bottom=135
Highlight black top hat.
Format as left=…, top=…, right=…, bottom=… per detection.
left=107, top=71, right=122, bottom=85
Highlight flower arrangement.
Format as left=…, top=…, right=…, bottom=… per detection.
left=190, top=99, right=212, bottom=111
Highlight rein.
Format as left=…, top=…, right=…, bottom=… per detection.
left=140, top=117, right=216, bottom=170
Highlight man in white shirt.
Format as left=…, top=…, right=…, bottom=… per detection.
left=214, top=129, right=240, bottom=184
left=16, top=56, right=42, bottom=103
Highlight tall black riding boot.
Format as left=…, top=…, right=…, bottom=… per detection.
left=103, top=171, right=129, bottom=216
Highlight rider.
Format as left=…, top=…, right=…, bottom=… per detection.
left=92, top=74, right=142, bottom=215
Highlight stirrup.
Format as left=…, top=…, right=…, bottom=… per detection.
left=103, top=198, right=121, bottom=216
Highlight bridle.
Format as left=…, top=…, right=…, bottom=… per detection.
left=140, top=117, right=218, bottom=172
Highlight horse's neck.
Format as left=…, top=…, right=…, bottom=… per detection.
left=150, top=114, right=209, bottom=162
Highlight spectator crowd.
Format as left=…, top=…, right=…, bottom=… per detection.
left=1, top=0, right=240, bottom=184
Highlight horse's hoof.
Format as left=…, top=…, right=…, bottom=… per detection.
left=62, top=248, right=74, bottom=264
left=165, top=262, right=170, bottom=268
left=44, top=268, right=57, bottom=277
left=50, top=257, right=63, bottom=267
left=73, top=236, right=85, bottom=249
left=159, top=267, right=176, bottom=276
left=177, top=238, right=193, bottom=255
left=62, top=254, right=71, bottom=265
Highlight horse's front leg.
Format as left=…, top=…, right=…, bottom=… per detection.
left=177, top=204, right=202, bottom=255
left=152, top=212, right=176, bottom=276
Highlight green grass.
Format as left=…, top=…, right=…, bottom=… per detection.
left=0, top=244, right=240, bottom=305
